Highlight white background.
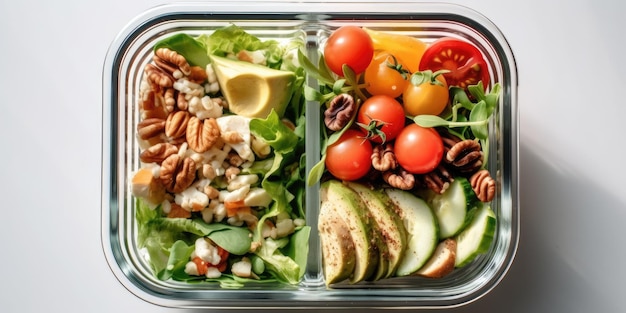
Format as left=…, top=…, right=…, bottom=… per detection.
left=1, top=0, right=625, bottom=312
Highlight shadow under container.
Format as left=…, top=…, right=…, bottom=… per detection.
left=101, top=1, right=519, bottom=309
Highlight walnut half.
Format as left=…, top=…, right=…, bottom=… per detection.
left=186, top=117, right=220, bottom=153
left=371, top=143, right=397, bottom=172
left=382, top=168, right=415, bottom=190
left=470, top=169, right=495, bottom=202
left=140, top=142, right=178, bottom=164
left=419, top=164, right=454, bottom=194
left=445, top=139, right=483, bottom=174
left=159, top=154, right=196, bottom=193
left=324, top=94, right=356, bottom=131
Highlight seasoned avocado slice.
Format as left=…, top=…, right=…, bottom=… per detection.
left=209, top=55, right=296, bottom=118
left=346, top=181, right=406, bottom=279
left=320, top=180, right=378, bottom=284
left=319, top=201, right=356, bottom=285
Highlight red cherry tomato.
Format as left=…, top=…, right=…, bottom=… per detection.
left=324, top=26, right=374, bottom=76
left=357, top=95, right=406, bottom=144
left=394, top=124, right=444, bottom=174
left=419, top=38, right=490, bottom=90
left=325, top=129, right=373, bottom=181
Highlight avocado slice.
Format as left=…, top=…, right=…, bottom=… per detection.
left=318, top=201, right=356, bottom=285
left=209, top=55, right=296, bottom=118
left=320, top=180, right=378, bottom=284
left=346, top=181, right=406, bottom=279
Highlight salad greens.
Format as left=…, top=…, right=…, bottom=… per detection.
left=135, top=25, right=309, bottom=288
left=413, top=81, right=501, bottom=141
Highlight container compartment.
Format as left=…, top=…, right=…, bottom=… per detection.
left=102, top=1, right=518, bottom=309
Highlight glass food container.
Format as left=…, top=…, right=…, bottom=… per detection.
left=101, top=1, right=518, bottom=309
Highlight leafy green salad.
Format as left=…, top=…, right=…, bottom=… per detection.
left=131, top=25, right=309, bottom=288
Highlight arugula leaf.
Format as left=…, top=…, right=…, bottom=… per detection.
left=413, top=115, right=451, bottom=128
left=297, top=50, right=334, bottom=86
left=414, top=82, right=501, bottom=140
left=469, top=101, right=489, bottom=139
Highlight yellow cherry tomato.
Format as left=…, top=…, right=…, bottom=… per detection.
left=402, top=72, right=449, bottom=117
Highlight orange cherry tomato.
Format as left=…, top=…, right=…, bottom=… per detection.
left=364, top=51, right=409, bottom=98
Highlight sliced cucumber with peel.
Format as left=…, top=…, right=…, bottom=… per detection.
left=385, top=188, right=438, bottom=277
left=422, top=177, right=478, bottom=239
left=454, top=205, right=496, bottom=267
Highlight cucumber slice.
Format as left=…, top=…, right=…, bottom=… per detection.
left=454, top=205, right=496, bottom=267
left=424, top=177, right=478, bottom=239
left=385, top=189, right=438, bottom=277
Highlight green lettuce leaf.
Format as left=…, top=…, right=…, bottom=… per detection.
left=153, top=33, right=211, bottom=68
left=256, top=237, right=301, bottom=284
left=282, top=226, right=311, bottom=278
left=135, top=200, right=253, bottom=275
left=250, top=110, right=300, bottom=154
left=196, top=25, right=285, bottom=69
left=158, top=240, right=194, bottom=281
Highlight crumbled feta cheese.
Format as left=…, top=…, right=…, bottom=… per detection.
left=223, top=185, right=251, bottom=203
left=161, top=200, right=171, bottom=214
left=237, top=50, right=267, bottom=65
left=213, top=202, right=226, bottom=222
left=206, top=64, right=218, bottom=83
left=231, top=257, right=253, bottom=278
left=194, top=238, right=221, bottom=265
left=173, top=78, right=204, bottom=98
left=205, top=267, right=222, bottom=279
left=293, top=218, right=306, bottom=228
left=227, top=174, right=259, bottom=191
left=201, top=204, right=214, bottom=224
left=227, top=216, right=244, bottom=227
left=275, top=219, right=295, bottom=239
left=184, top=261, right=200, bottom=276
left=216, top=115, right=254, bottom=163
left=175, top=186, right=209, bottom=212
left=189, top=95, right=224, bottom=120
left=243, top=188, right=272, bottom=208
